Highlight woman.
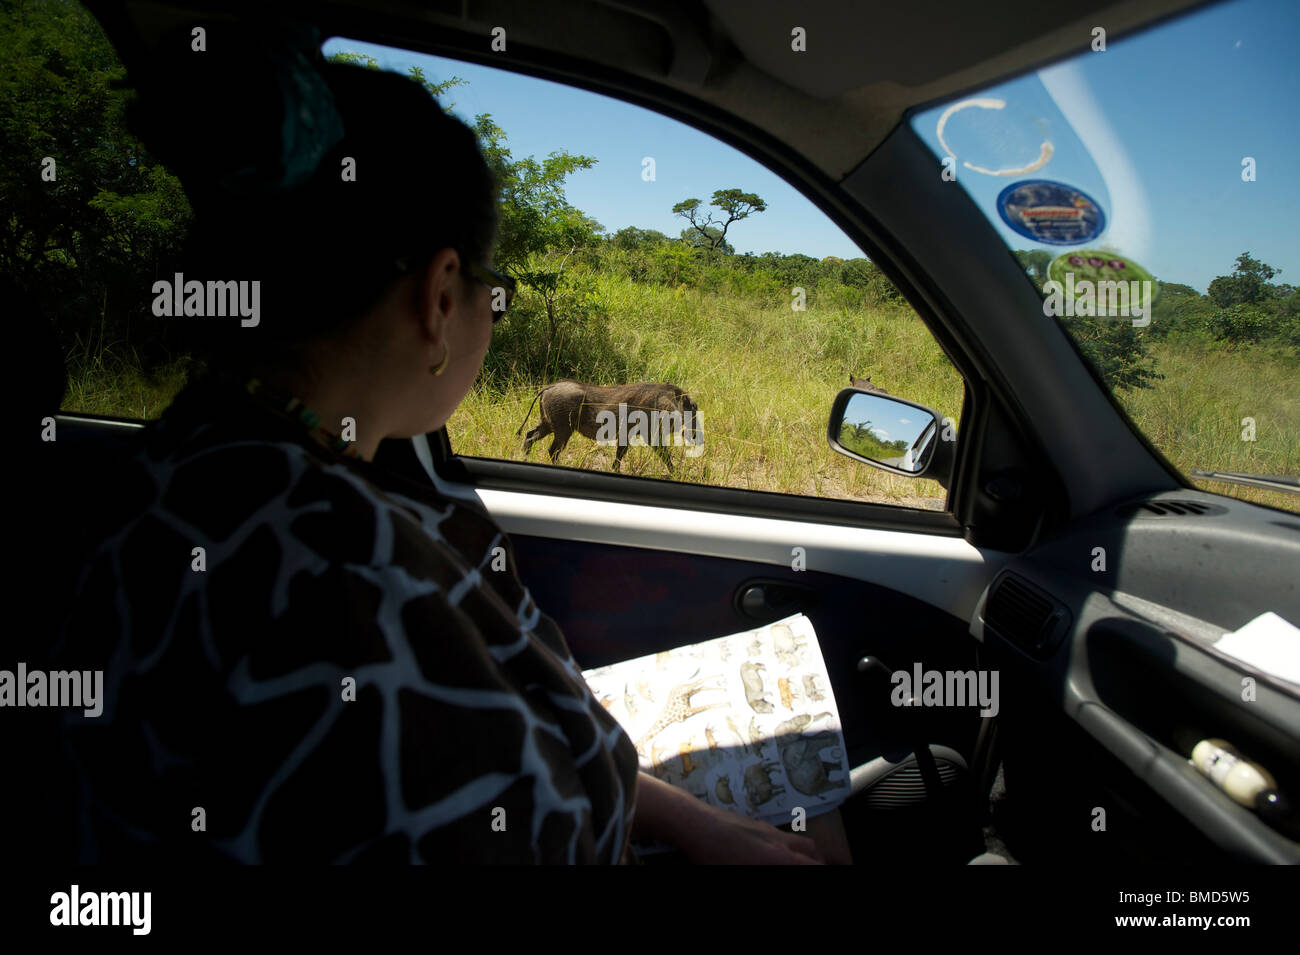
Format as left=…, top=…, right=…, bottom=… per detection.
left=52, top=47, right=824, bottom=864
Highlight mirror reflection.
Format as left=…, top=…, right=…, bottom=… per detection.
left=835, top=393, right=939, bottom=474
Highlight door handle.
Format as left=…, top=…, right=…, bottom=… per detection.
left=734, top=578, right=819, bottom=622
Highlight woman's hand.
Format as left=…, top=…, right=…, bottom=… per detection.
left=632, top=771, right=825, bottom=865
left=673, top=799, right=826, bottom=865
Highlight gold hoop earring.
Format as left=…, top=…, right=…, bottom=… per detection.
left=431, top=342, right=450, bottom=377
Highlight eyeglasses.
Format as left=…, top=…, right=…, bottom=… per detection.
left=394, top=249, right=516, bottom=323
left=461, top=256, right=516, bottom=323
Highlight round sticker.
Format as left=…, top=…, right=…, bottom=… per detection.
left=997, top=180, right=1106, bottom=246
left=1047, top=251, right=1156, bottom=316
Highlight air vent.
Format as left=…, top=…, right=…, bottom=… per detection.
left=851, top=747, right=970, bottom=808
left=984, top=573, right=1069, bottom=658
left=1117, top=500, right=1229, bottom=519
left=862, top=758, right=963, bottom=809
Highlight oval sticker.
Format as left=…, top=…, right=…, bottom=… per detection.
left=997, top=180, right=1106, bottom=246
left=1046, top=251, right=1156, bottom=322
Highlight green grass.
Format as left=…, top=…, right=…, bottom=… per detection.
left=1112, top=339, right=1300, bottom=513
left=61, top=335, right=195, bottom=421
left=61, top=272, right=1299, bottom=515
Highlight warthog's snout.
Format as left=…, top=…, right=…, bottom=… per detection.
left=516, top=379, right=702, bottom=473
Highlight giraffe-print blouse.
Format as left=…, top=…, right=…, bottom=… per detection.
left=53, top=374, right=641, bottom=863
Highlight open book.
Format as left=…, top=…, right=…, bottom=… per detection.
left=582, top=613, right=851, bottom=833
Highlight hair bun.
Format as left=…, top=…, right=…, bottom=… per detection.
left=128, top=19, right=345, bottom=209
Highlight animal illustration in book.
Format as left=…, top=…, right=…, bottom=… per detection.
left=775, top=714, right=844, bottom=798
left=634, top=676, right=727, bottom=752
left=678, top=741, right=703, bottom=778
left=772, top=623, right=807, bottom=668
left=740, top=662, right=774, bottom=713
left=743, top=761, right=786, bottom=809
left=580, top=612, right=852, bottom=835
left=777, top=676, right=798, bottom=710
left=802, top=673, right=826, bottom=702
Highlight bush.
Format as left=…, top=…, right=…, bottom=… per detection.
left=1056, top=314, right=1163, bottom=391
left=1208, top=303, right=1274, bottom=345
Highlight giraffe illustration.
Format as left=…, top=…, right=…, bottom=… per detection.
left=634, top=676, right=727, bottom=751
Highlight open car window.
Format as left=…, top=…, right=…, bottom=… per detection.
left=324, top=38, right=966, bottom=511
left=908, top=0, right=1299, bottom=515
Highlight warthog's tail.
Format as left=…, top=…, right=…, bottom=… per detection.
left=515, top=387, right=548, bottom=436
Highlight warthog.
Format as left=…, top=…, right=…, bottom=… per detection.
left=516, top=379, right=703, bottom=473
left=847, top=372, right=954, bottom=490
left=848, top=373, right=889, bottom=395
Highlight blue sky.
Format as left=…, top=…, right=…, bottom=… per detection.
left=324, top=0, right=1297, bottom=294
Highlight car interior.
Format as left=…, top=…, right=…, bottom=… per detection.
left=23, top=0, right=1300, bottom=867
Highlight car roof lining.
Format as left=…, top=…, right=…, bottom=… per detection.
left=102, top=0, right=1218, bottom=180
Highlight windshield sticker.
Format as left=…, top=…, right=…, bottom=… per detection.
left=1045, top=252, right=1155, bottom=325
left=935, top=98, right=1054, bottom=177
left=997, top=180, right=1105, bottom=245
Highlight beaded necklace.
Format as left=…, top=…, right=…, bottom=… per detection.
left=241, top=376, right=362, bottom=460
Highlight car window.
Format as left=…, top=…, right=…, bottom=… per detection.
left=908, top=0, right=1299, bottom=515
left=5, top=0, right=195, bottom=419
left=10, top=0, right=965, bottom=511
left=323, top=38, right=966, bottom=511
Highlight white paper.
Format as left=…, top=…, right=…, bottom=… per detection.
left=1213, top=611, right=1300, bottom=686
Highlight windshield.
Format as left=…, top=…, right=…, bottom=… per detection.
left=909, top=0, right=1299, bottom=514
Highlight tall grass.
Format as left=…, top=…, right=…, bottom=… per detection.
left=1116, top=339, right=1299, bottom=511
left=61, top=328, right=195, bottom=421
left=454, top=273, right=962, bottom=507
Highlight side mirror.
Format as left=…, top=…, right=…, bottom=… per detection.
left=827, top=388, right=944, bottom=478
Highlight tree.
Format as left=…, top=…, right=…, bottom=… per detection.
left=609, top=226, right=670, bottom=249
left=326, top=51, right=467, bottom=108
left=470, top=114, right=602, bottom=342
left=672, top=188, right=766, bottom=252
left=1058, top=314, right=1163, bottom=391
left=471, top=114, right=599, bottom=272
left=1208, top=252, right=1282, bottom=308
left=0, top=0, right=192, bottom=367
left=679, top=225, right=733, bottom=254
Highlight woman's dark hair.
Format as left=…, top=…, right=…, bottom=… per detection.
left=145, top=25, right=499, bottom=373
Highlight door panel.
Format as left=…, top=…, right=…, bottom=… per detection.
left=414, top=439, right=1013, bottom=625
left=404, top=430, right=995, bottom=772
left=971, top=491, right=1300, bottom=863
left=508, top=531, right=983, bottom=772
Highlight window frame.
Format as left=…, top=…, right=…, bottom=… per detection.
left=365, top=40, right=989, bottom=533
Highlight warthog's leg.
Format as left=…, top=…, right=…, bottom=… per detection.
left=547, top=434, right=571, bottom=463
left=547, top=418, right=574, bottom=463
left=520, top=422, right=552, bottom=457
left=611, top=435, right=675, bottom=473
left=653, top=442, right=674, bottom=474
